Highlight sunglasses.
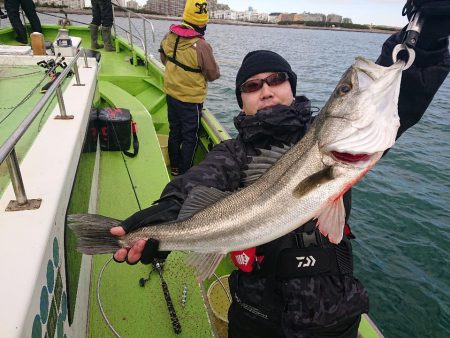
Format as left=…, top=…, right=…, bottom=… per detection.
left=240, top=72, right=289, bottom=93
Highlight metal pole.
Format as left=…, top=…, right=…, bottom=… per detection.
left=20, top=9, right=29, bottom=42
left=6, top=149, right=28, bottom=205
left=72, top=61, right=85, bottom=86
left=143, top=18, right=148, bottom=74
left=55, top=85, right=67, bottom=118
left=128, top=11, right=133, bottom=49
left=73, top=62, right=83, bottom=86
left=112, top=5, right=117, bottom=37
left=83, top=48, right=90, bottom=68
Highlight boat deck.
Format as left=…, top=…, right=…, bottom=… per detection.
left=63, top=29, right=216, bottom=337
left=86, top=77, right=214, bottom=338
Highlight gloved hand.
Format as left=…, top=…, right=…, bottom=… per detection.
left=111, top=198, right=182, bottom=265
left=404, top=0, right=450, bottom=17
left=403, top=0, right=450, bottom=50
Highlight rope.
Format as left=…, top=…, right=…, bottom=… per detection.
left=109, top=118, right=142, bottom=210
left=97, top=257, right=122, bottom=338
left=0, top=56, right=63, bottom=125
left=35, top=10, right=91, bottom=26
left=0, top=69, right=48, bottom=125
left=0, top=66, right=42, bottom=79
left=213, top=272, right=232, bottom=303
left=95, top=117, right=142, bottom=337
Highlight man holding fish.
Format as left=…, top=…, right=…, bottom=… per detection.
left=70, top=1, right=450, bottom=337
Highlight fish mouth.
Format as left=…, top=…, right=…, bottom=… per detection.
left=331, top=151, right=370, bottom=164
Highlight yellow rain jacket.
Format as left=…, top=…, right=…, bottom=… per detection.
left=160, top=31, right=220, bottom=103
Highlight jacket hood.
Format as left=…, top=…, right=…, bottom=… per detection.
left=166, top=30, right=201, bottom=51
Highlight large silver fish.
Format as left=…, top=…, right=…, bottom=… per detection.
left=69, top=57, right=404, bottom=280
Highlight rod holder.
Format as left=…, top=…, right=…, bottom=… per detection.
left=54, top=85, right=73, bottom=120
left=72, top=62, right=84, bottom=86
left=5, top=148, right=41, bottom=211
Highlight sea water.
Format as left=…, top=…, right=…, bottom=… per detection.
left=34, top=14, right=450, bottom=338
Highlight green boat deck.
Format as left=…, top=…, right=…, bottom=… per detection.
left=70, top=29, right=216, bottom=337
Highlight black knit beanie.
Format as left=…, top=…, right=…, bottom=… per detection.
left=235, top=50, right=297, bottom=108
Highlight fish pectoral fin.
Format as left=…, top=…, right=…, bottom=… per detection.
left=177, top=186, right=232, bottom=220
left=293, top=166, right=334, bottom=198
left=186, top=252, right=225, bottom=282
left=241, top=144, right=291, bottom=187
left=316, top=196, right=346, bottom=244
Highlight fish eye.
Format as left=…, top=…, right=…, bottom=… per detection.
left=338, top=84, right=352, bottom=95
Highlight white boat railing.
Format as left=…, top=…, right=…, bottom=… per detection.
left=111, top=2, right=156, bottom=73
left=0, top=48, right=90, bottom=211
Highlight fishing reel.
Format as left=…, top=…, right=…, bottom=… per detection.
left=138, top=258, right=165, bottom=287
left=36, top=53, right=73, bottom=77
left=37, top=54, right=74, bottom=93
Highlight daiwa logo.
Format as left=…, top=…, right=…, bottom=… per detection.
left=235, top=252, right=250, bottom=266
left=296, top=255, right=316, bottom=268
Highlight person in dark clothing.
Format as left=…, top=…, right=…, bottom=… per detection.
left=0, top=7, right=7, bottom=19
left=5, top=0, right=41, bottom=44
left=89, top=0, right=115, bottom=51
left=111, top=2, right=450, bottom=337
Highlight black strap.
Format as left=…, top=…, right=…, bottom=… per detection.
left=166, top=35, right=202, bottom=73
left=122, top=122, right=139, bottom=158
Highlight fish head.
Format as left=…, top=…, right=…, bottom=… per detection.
left=317, top=56, right=404, bottom=167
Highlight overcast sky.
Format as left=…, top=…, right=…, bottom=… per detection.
left=218, top=0, right=409, bottom=27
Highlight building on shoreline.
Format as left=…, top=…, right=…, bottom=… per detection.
left=126, top=0, right=138, bottom=10
left=142, top=0, right=184, bottom=17
left=210, top=7, right=348, bottom=25
left=141, top=0, right=219, bottom=16
left=36, top=0, right=84, bottom=9
left=327, top=14, right=342, bottom=24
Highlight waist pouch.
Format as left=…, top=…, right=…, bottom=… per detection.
left=89, top=107, right=139, bottom=157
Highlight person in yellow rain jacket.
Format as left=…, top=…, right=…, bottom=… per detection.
left=159, top=0, right=220, bottom=176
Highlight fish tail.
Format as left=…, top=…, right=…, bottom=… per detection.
left=67, top=214, right=122, bottom=255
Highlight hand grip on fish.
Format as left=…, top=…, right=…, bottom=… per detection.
left=69, top=57, right=406, bottom=281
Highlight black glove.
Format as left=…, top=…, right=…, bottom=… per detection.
left=403, top=0, right=450, bottom=50
left=404, top=0, right=450, bottom=17
left=122, top=198, right=182, bottom=264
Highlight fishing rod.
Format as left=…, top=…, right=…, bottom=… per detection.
left=154, top=261, right=182, bottom=334
left=138, top=260, right=182, bottom=334
left=35, top=9, right=91, bottom=26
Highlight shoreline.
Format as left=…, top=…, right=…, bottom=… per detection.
left=37, top=7, right=400, bottom=35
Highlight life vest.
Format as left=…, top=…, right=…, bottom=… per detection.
left=230, top=221, right=355, bottom=277
left=160, top=25, right=207, bottom=103
left=164, top=24, right=203, bottom=74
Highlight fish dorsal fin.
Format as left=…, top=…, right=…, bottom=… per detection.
left=316, top=195, right=346, bottom=244
left=241, top=145, right=291, bottom=187
left=177, top=186, right=232, bottom=220
left=186, top=252, right=225, bottom=282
